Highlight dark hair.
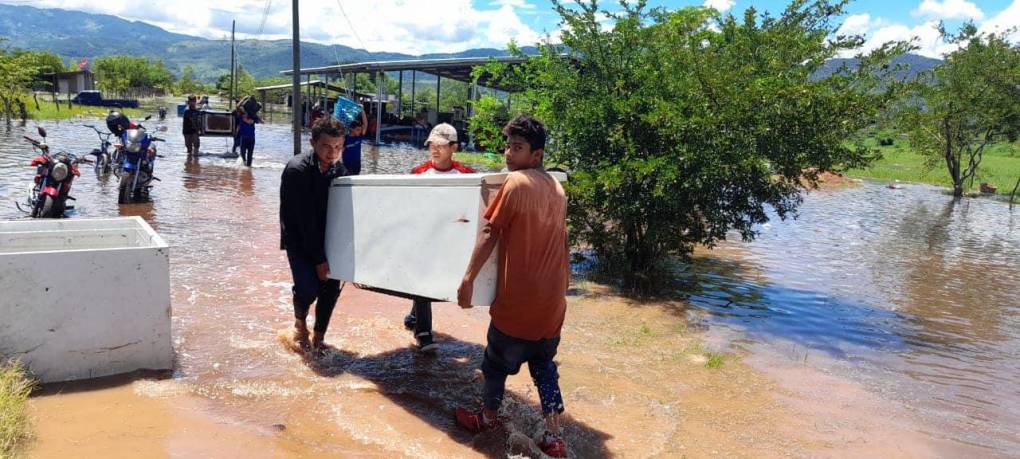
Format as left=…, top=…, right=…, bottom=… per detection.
left=502, top=115, right=546, bottom=151
left=350, top=117, right=364, bottom=129
left=311, top=116, right=346, bottom=141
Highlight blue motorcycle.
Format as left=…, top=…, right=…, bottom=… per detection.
left=115, top=119, right=164, bottom=204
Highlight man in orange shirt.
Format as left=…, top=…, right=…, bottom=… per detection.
left=455, top=115, right=569, bottom=458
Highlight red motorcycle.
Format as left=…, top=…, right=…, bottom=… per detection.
left=19, top=127, right=90, bottom=218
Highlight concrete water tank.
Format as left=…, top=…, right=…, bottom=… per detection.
left=0, top=217, right=172, bottom=383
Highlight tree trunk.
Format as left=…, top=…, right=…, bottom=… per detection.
left=1010, top=175, right=1020, bottom=209
left=944, top=118, right=963, bottom=197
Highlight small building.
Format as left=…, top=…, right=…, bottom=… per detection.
left=44, top=70, right=96, bottom=95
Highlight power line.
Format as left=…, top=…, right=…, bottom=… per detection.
left=257, top=0, right=273, bottom=36
left=334, top=0, right=367, bottom=52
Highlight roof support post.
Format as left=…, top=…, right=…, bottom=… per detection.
left=375, top=70, right=383, bottom=145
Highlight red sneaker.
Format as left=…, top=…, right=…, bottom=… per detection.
left=538, top=432, right=567, bottom=458
left=454, top=407, right=499, bottom=433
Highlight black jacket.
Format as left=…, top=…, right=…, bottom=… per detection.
left=279, top=152, right=347, bottom=264
left=182, top=108, right=202, bottom=135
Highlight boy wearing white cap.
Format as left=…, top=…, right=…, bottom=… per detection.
left=403, top=123, right=476, bottom=352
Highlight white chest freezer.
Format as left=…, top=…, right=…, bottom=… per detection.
left=324, top=172, right=566, bottom=306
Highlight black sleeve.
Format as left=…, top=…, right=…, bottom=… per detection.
left=281, top=165, right=327, bottom=265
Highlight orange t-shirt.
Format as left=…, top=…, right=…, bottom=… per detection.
left=483, top=169, right=568, bottom=341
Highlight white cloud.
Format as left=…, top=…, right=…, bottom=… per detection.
left=912, top=0, right=984, bottom=21
left=7, top=0, right=544, bottom=55
left=979, top=0, right=1020, bottom=41
left=489, top=0, right=536, bottom=9
left=703, top=0, right=735, bottom=12
left=836, top=0, right=1020, bottom=59
left=837, top=14, right=882, bottom=36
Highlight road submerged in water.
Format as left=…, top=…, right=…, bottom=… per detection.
left=1, top=117, right=1017, bottom=457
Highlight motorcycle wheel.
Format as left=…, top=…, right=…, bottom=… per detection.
left=118, top=172, right=134, bottom=204
left=33, top=195, right=54, bottom=218
left=95, top=153, right=109, bottom=174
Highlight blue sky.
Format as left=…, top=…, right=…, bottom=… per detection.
left=3, top=0, right=1018, bottom=56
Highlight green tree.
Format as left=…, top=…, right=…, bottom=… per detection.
left=898, top=24, right=1020, bottom=198
left=0, top=38, right=41, bottom=120
left=217, top=65, right=258, bottom=103
left=15, top=50, right=65, bottom=75
left=468, top=94, right=516, bottom=153
left=93, top=55, right=175, bottom=94
left=176, top=65, right=205, bottom=95
left=479, top=0, right=908, bottom=286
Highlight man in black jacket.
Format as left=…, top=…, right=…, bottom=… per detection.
left=182, top=95, right=202, bottom=158
left=280, top=116, right=348, bottom=352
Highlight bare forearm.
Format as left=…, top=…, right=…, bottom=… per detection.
left=463, top=224, right=498, bottom=282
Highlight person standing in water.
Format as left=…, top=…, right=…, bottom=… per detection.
left=455, top=115, right=570, bottom=458
left=279, top=116, right=348, bottom=353
left=403, top=123, right=475, bottom=353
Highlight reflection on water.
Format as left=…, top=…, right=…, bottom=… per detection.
left=679, top=183, right=1020, bottom=455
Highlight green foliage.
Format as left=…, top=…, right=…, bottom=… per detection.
left=216, top=65, right=260, bottom=102
left=0, top=37, right=43, bottom=118
left=897, top=24, right=1020, bottom=197
left=848, top=131, right=1020, bottom=196
left=176, top=65, right=205, bottom=95
left=15, top=50, right=66, bottom=74
left=468, top=95, right=517, bottom=153
left=478, top=0, right=908, bottom=286
left=93, top=55, right=175, bottom=93
left=0, top=360, right=35, bottom=457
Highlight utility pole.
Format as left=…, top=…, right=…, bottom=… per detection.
left=292, top=0, right=302, bottom=155
left=230, top=20, right=236, bottom=108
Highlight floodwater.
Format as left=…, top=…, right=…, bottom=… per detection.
left=1, top=117, right=1018, bottom=457
left=679, top=182, right=1020, bottom=456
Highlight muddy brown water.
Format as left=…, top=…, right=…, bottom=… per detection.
left=1, top=118, right=1018, bottom=457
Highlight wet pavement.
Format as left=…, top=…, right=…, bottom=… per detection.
left=1, top=117, right=1019, bottom=457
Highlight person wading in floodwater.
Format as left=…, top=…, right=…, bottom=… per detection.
left=182, top=95, right=202, bottom=159
left=403, top=123, right=475, bottom=353
left=455, top=115, right=570, bottom=457
left=279, top=116, right=348, bottom=353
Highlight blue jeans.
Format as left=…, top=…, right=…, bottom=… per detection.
left=481, top=324, right=564, bottom=415
left=287, top=250, right=341, bottom=334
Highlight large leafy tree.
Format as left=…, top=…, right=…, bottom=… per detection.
left=898, top=24, right=1020, bottom=198
left=479, top=0, right=908, bottom=286
left=93, top=55, right=175, bottom=94
left=0, top=38, right=42, bottom=120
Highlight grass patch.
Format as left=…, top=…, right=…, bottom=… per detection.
left=456, top=152, right=505, bottom=172
left=6, top=93, right=145, bottom=121
left=25, top=102, right=144, bottom=121
left=703, top=352, right=727, bottom=369
left=848, top=133, right=1020, bottom=200
left=0, top=360, right=35, bottom=457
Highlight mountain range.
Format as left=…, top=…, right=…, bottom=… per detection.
left=0, top=4, right=942, bottom=83
left=0, top=4, right=533, bottom=82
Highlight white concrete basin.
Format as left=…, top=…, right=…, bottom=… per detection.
left=0, top=217, right=172, bottom=383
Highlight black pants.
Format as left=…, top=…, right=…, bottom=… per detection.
left=240, top=136, right=255, bottom=166
left=408, top=298, right=433, bottom=338
left=286, top=250, right=341, bottom=334
left=481, top=324, right=564, bottom=415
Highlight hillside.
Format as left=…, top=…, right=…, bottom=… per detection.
left=0, top=4, right=531, bottom=82
left=0, top=4, right=940, bottom=84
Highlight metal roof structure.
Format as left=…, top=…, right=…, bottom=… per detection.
left=280, top=55, right=530, bottom=92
